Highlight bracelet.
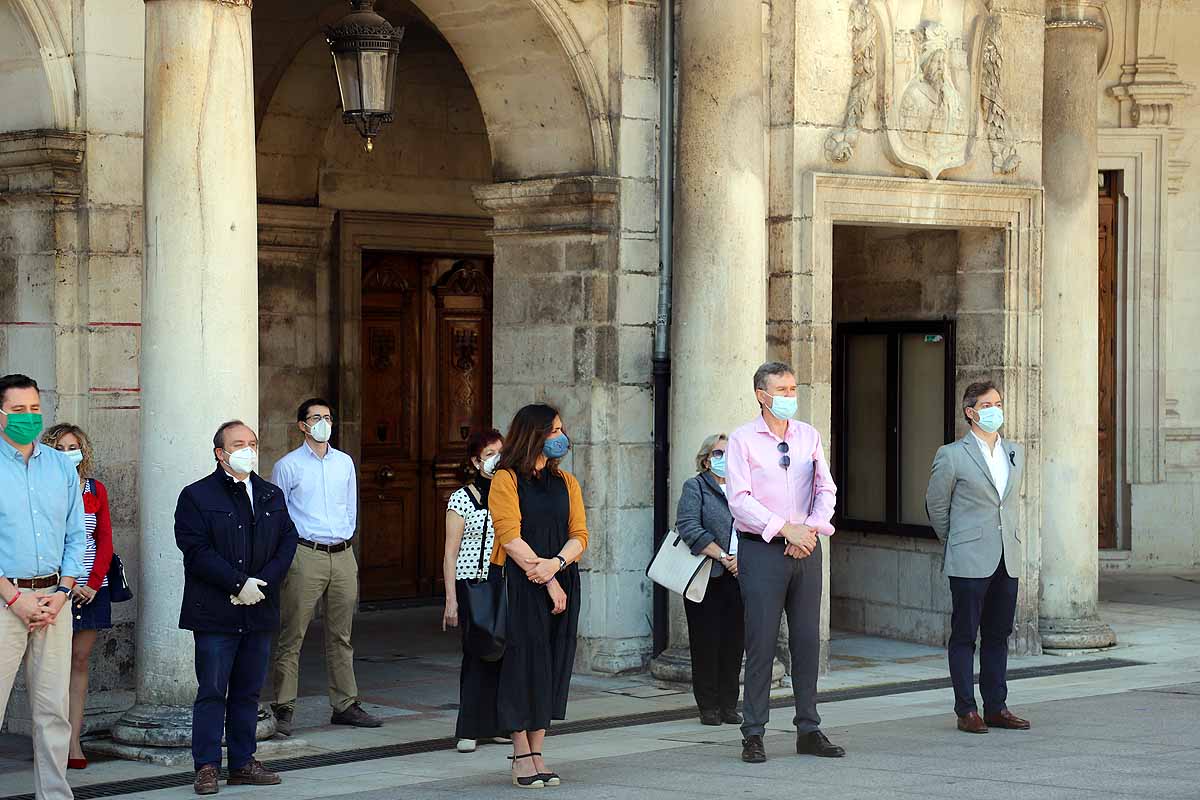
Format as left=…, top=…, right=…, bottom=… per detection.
left=5, top=591, right=20, bottom=608
left=555, top=555, right=567, bottom=572
left=55, top=585, right=71, bottom=595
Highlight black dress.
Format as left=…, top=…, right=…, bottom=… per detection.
left=495, top=470, right=582, bottom=733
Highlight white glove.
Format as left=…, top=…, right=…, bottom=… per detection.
left=233, top=578, right=267, bottom=606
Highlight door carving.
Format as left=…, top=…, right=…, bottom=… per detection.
left=359, top=252, right=493, bottom=601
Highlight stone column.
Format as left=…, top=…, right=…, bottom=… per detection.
left=111, top=0, right=261, bottom=750
left=1038, top=3, right=1116, bottom=650
left=653, top=0, right=768, bottom=677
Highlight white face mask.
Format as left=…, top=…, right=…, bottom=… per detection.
left=63, top=448, right=84, bottom=467
left=481, top=452, right=501, bottom=476
left=307, top=418, right=332, bottom=443
left=224, top=447, right=258, bottom=475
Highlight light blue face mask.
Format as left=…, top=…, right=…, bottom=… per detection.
left=709, top=454, right=727, bottom=478
left=764, top=393, right=798, bottom=421
left=543, top=433, right=570, bottom=459
left=974, top=406, right=1004, bottom=433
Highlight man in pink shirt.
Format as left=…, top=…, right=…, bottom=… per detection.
left=726, top=362, right=843, bottom=763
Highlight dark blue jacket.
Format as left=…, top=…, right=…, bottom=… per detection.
left=175, top=467, right=298, bottom=633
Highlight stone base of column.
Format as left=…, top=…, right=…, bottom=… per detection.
left=649, top=647, right=786, bottom=687
left=110, top=703, right=276, bottom=755
left=90, top=733, right=305, bottom=768
left=1039, top=616, right=1117, bottom=651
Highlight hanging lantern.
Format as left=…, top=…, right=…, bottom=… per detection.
left=326, top=0, right=405, bottom=153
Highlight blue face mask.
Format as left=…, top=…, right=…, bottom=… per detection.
left=974, top=406, right=1004, bottom=433
left=543, top=433, right=570, bottom=459
left=764, top=393, right=798, bottom=421
left=709, top=454, right=727, bottom=478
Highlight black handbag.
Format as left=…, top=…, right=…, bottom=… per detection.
left=107, top=553, right=133, bottom=603
left=461, top=487, right=507, bottom=662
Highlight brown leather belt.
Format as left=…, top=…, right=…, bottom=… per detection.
left=297, top=538, right=354, bottom=554
left=11, top=574, right=60, bottom=589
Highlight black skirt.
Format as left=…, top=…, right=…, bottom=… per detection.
left=455, top=579, right=502, bottom=740
left=495, top=472, right=581, bottom=733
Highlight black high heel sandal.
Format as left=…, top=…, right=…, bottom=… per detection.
left=529, top=752, right=560, bottom=787
left=508, top=753, right=545, bottom=789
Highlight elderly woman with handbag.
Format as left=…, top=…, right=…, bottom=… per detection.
left=675, top=433, right=744, bottom=727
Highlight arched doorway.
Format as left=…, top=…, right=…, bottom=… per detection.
left=251, top=0, right=612, bottom=603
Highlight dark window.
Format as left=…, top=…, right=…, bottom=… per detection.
left=833, top=320, right=956, bottom=538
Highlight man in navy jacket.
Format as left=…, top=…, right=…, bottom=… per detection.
left=176, top=420, right=298, bottom=795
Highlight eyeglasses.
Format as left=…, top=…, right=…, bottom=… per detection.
left=777, top=441, right=790, bottom=470
left=710, top=449, right=726, bottom=459
left=305, top=414, right=333, bottom=424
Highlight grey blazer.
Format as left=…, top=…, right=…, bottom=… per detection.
left=675, top=472, right=735, bottom=578
left=925, top=434, right=1025, bottom=579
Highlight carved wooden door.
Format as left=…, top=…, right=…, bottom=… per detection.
left=1098, top=173, right=1118, bottom=549
left=359, top=252, right=492, bottom=601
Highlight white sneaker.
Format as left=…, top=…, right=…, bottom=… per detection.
left=456, top=739, right=477, bottom=753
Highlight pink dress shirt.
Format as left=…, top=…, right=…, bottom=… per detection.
left=726, top=414, right=838, bottom=542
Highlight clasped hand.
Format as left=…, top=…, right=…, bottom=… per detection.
left=11, top=592, right=66, bottom=633
left=522, top=555, right=560, bottom=586
left=230, top=578, right=267, bottom=606
left=781, top=523, right=817, bottom=559
left=521, top=556, right=567, bottom=615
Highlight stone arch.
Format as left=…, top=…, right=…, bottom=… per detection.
left=252, top=0, right=610, bottom=182
left=0, top=0, right=78, bottom=131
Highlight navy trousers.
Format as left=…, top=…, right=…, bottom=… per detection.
left=192, top=631, right=272, bottom=771
left=948, top=558, right=1019, bottom=717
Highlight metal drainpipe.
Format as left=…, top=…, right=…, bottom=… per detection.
left=651, top=0, right=675, bottom=658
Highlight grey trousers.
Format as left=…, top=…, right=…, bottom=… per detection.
left=738, top=534, right=823, bottom=738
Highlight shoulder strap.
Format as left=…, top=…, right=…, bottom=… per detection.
left=464, top=483, right=483, bottom=508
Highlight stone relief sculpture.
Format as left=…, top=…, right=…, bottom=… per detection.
left=979, top=14, right=1020, bottom=175
left=825, top=0, right=1021, bottom=179
left=825, top=0, right=879, bottom=163
left=897, top=21, right=965, bottom=163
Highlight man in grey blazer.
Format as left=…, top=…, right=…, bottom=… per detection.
left=926, top=380, right=1031, bottom=734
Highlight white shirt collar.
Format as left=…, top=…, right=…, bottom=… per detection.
left=971, top=431, right=1003, bottom=456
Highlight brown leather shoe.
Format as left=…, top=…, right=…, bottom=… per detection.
left=227, top=760, right=281, bottom=786
left=985, top=709, right=1031, bottom=730
left=193, top=764, right=220, bottom=795
left=331, top=702, right=383, bottom=728
left=957, top=711, right=989, bottom=734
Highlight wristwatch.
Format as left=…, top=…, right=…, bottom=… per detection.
left=555, top=555, right=567, bottom=572
left=54, top=585, right=71, bottom=595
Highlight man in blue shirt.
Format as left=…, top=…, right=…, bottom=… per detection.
left=269, top=398, right=380, bottom=736
left=0, top=374, right=85, bottom=800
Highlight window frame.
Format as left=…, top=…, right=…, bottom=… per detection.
left=832, top=319, right=957, bottom=539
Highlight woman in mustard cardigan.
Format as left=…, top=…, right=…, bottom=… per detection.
left=489, top=404, right=589, bottom=789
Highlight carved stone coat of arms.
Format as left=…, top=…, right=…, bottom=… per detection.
left=826, top=0, right=1020, bottom=180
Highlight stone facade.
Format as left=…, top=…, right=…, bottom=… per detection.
left=0, top=0, right=1198, bottom=738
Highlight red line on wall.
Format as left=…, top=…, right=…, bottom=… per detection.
left=93, top=406, right=141, bottom=410
left=0, top=321, right=54, bottom=327
left=89, top=387, right=141, bottom=393
left=87, top=322, right=142, bottom=327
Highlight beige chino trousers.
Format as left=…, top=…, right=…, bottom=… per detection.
left=271, top=545, right=359, bottom=713
left=0, top=587, right=74, bottom=800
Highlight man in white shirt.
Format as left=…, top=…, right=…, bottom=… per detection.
left=269, top=399, right=380, bottom=735
left=926, top=381, right=1029, bottom=735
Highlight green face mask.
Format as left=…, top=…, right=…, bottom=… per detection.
left=0, top=410, right=43, bottom=446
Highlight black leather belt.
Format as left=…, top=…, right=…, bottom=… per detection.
left=297, top=538, right=353, bottom=554
left=738, top=533, right=787, bottom=547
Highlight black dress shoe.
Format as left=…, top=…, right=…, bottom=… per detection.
left=699, top=709, right=722, bottom=726
left=797, top=730, right=845, bottom=758
left=741, top=735, right=766, bottom=763
left=720, top=708, right=743, bottom=725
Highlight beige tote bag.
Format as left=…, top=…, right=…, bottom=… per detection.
left=646, top=530, right=713, bottom=603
